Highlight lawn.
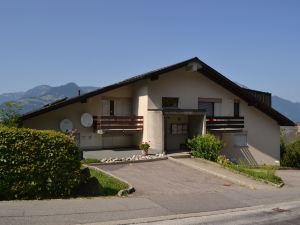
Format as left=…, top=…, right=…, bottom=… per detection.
left=81, top=158, right=101, bottom=164
left=224, top=164, right=283, bottom=185
left=89, top=168, right=129, bottom=196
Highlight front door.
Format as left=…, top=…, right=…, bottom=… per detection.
left=165, top=115, right=188, bottom=153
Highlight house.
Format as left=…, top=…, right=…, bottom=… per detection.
left=21, top=57, right=295, bottom=165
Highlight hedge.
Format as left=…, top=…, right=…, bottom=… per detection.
left=281, top=139, right=300, bottom=168
left=0, top=125, right=81, bottom=200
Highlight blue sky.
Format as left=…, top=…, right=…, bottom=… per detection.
left=0, top=0, right=299, bottom=101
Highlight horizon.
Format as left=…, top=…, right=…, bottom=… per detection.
left=0, top=0, right=299, bottom=102
left=2, top=79, right=300, bottom=105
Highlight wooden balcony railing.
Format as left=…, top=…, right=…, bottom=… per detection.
left=93, top=116, right=143, bottom=131
left=206, top=116, right=244, bottom=131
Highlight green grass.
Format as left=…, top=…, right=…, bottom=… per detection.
left=81, top=158, right=101, bottom=164
left=224, top=163, right=283, bottom=185
left=89, top=168, right=129, bottom=196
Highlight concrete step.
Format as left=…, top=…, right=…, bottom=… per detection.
left=167, top=152, right=191, bottom=159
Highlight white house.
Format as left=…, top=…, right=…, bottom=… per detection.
left=22, top=57, right=295, bottom=165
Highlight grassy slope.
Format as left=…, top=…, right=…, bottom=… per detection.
left=225, top=164, right=283, bottom=185
left=89, top=168, right=129, bottom=196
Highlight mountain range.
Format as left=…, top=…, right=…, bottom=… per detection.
left=0, top=83, right=97, bottom=114
left=0, top=83, right=299, bottom=122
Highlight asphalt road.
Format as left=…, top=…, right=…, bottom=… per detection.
left=132, top=200, right=300, bottom=225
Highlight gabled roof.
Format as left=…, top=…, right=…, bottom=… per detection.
left=21, top=57, right=295, bottom=126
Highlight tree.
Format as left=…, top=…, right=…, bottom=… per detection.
left=0, top=101, right=22, bottom=127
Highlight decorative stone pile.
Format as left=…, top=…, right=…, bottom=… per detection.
left=100, top=153, right=166, bottom=164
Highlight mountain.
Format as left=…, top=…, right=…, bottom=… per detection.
left=272, top=96, right=300, bottom=123
left=0, top=83, right=299, bottom=123
left=0, top=83, right=98, bottom=114
left=0, top=92, right=25, bottom=105
left=22, top=85, right=52, bottom=99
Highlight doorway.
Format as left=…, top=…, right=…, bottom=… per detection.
left=164, top=114, right=205, bottom=153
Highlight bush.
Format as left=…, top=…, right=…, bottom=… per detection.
left=281, top=140, right=300, bottom=168
left=217, top=155, right=231, bottom=166
left=0, top=125, right=81, bottom=200
left=280, top=132, right=287, bottom=159
left=187, top=134, right=223, bottom=162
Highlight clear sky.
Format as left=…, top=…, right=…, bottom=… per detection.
left=0, top=0, right=299, bottom=101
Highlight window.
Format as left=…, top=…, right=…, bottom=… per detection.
left=198, top=98, right=221, bottom=117
left=171, top=124, right=187, bottom=135
left=234, top=101, right=240, bottom=117
left=198, top=102, right=214, bottom=116
left=109, top=100, right=114, bottom=116
left=162, top=97, right=179, bottom=108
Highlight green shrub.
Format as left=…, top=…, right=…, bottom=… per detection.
left=281, top=140, right=300, bottom=168
left=187, top=134, right=223, bottom=162
left=280, top=132, right=287, bottom=159
left=0, top=125, right=81, bottom=200
left=217, top=155, right=231, bottom=166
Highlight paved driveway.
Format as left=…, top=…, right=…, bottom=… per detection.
left=96, top=160, right=254, bottom=214
left=96, top=160, right=300, bottom=214
left=97, top=160, right=236, bottom=196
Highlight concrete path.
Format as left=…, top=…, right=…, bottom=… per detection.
left=169, top=157, right=272, bottom=189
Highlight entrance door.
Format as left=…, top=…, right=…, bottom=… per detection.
left=165, top=115, right=188, bottom=153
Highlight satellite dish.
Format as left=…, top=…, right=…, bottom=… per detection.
left=60, top=119, right=73, bottom=132
left=81, top=113, right=93, bottom=128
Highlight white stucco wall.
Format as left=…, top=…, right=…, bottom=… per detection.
left=132, top=80, right=149, bottom=145
left=147, top=111, right=164, bottom=153
left=145, top=67, right=281, bottom=164
left=23, top=85, right=136, bottom=149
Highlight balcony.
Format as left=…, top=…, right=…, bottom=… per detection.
left=206, top=116, right=244, bottom=132
left=93, top=116, right=143, bottom=133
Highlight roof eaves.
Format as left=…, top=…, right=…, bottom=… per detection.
left=196, top=61, right=295, bottom=126
left=21, top=57, right=198, bottom=120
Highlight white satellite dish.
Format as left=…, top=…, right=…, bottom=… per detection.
left=81, top=113, right=93, bottom=128
left=60, top=119, right=73, bottom=132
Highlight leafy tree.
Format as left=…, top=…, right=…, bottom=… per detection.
left=0, top=101, right=22, bottom=127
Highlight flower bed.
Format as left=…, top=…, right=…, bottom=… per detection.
left=82, top=153, right=166, bottom=165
